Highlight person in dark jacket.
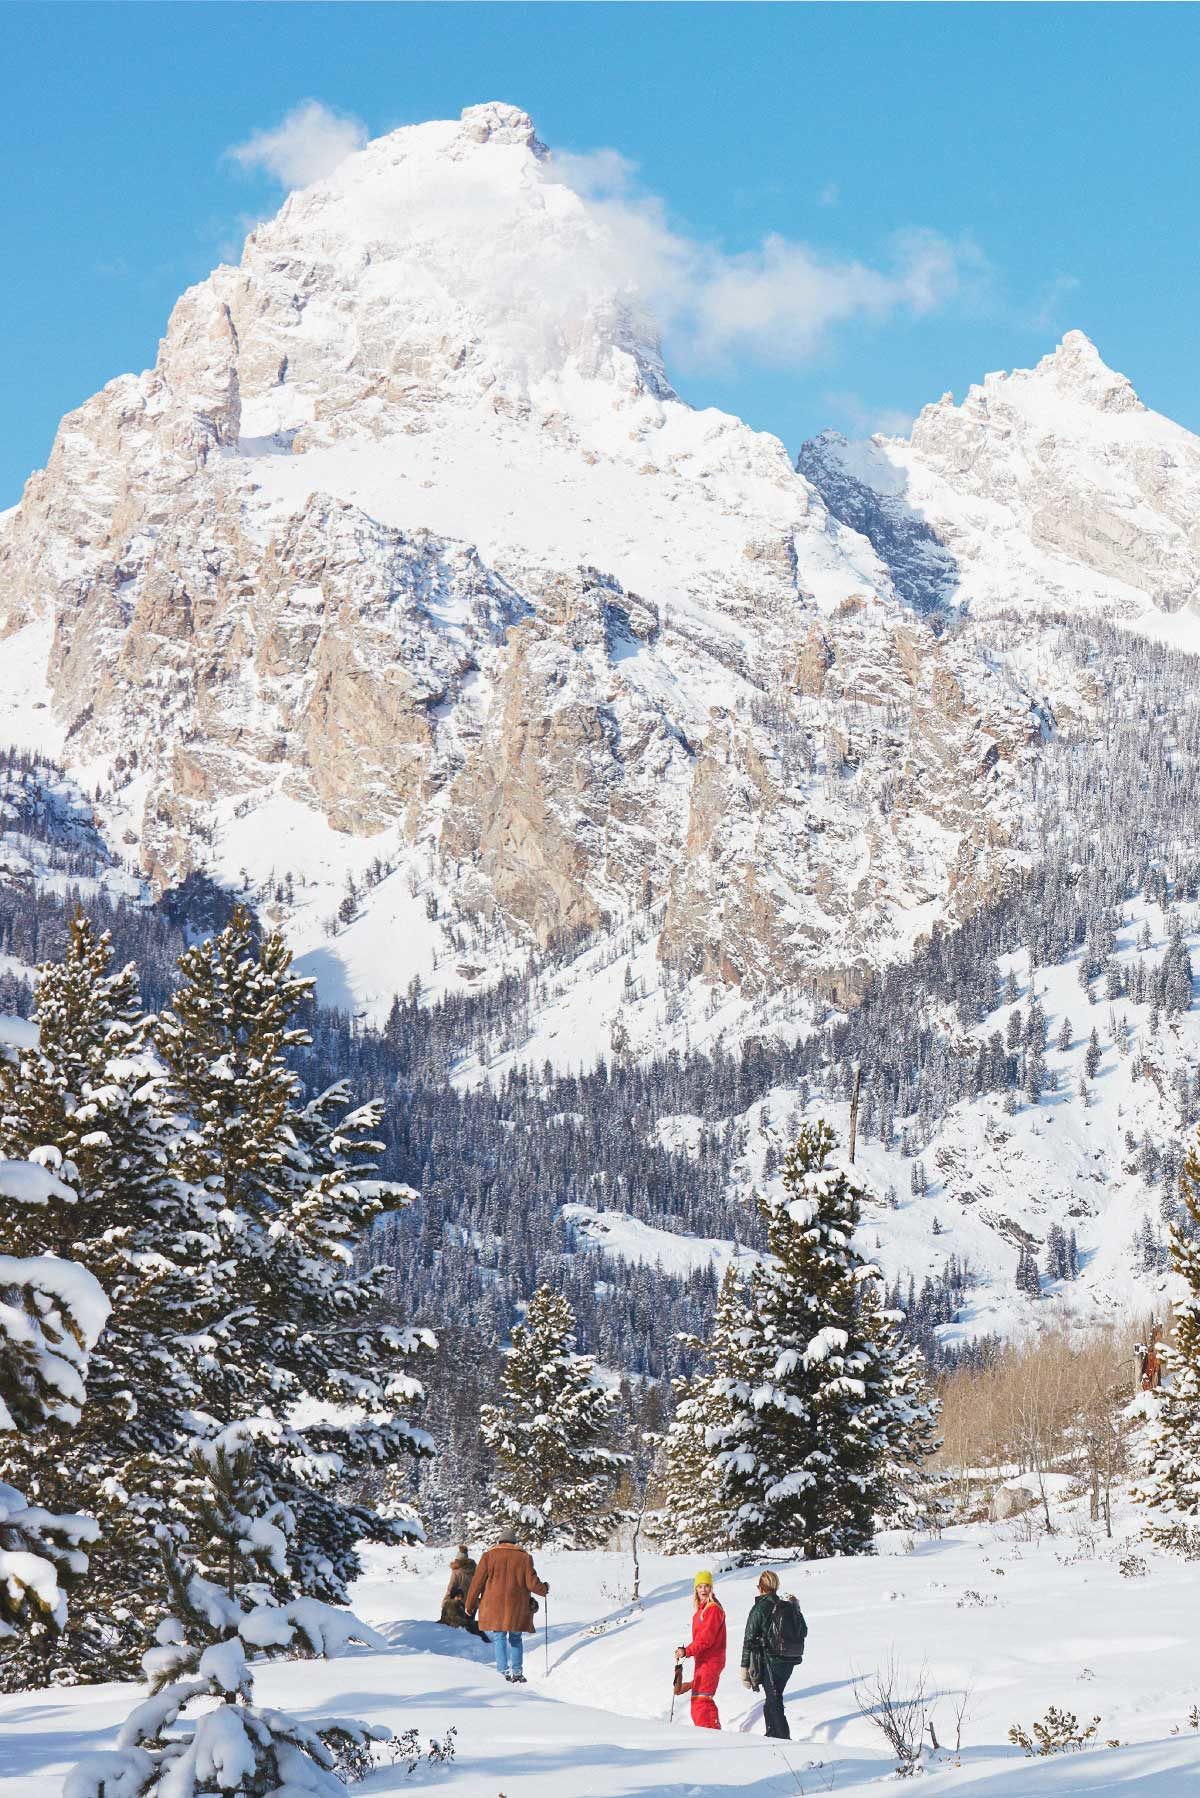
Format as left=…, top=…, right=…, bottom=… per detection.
left=465, top=1531, right=549, bottom=1684
left=439, top=1546, right=490, bottom=1641
left=740, top=1570, right=799, bottom=1738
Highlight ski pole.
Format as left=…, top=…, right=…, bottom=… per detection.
left=544, top=1595, right=550, bottom=1677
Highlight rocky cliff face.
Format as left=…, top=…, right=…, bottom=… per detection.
left=0, top=107, right=1183, bottom=1018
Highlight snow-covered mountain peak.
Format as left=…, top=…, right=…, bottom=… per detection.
left=5, top=103, right=1200, bottom=1037
left=910, top=332, right=1142, bottom=440
left=803, top=331, right=1200, bottom=639
left=458, top=100, right=547, bottom=151
left=1031, top=328, right=1144, bottom=413
left=230, top=99, right=672, bottom=424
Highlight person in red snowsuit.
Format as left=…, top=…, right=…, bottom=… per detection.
left=676, top=1570, right=726, bottom=1729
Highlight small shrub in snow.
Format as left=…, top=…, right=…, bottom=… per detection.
left=1008, top=1707, right=1101, bottom=1756
left=955, top=1589, right=996, bottom=1609
left=387, top=1727, right=457, bottom=1775
left=853, top=1654, right=929, bottom=1777
left=331, top=1724, right=457, bottom=1783
left=1146, top=1521, right=1200, bottom=1559
left=1118, top=1552, right=1149, bottom=1578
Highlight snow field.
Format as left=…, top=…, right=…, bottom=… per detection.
left=6, top=1521, right=1200, bottom=1797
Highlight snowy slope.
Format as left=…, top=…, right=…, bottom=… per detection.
left=695, top=892, right=1200, bottom=1350
left=8, top=1525, right=1200, bottom=1796
left=563, top=1204, right=762, bottom=1280
left=0, top=754, right=142, bottom=907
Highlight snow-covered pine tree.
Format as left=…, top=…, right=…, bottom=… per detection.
left=0, top=917, right=207, bottom=1685
left=655, top=1265, right=753, bottom=1553
left=155, top=907, right=433, bottom=1602
left=1046, top=1223, right=1071, bottom=1283
left=407, top=1325, right=500, bottom=1542
left=0, top=1154, right=109, bottom=1655
left=64, top=1431, right=387, bottom=1798
left=480, top=1284, right=624, bottom=1548
left=1138, top=1125, right=1200, bottom=1549
left=1016, top=1245, right=1042, bottom=1297
left=710, top=1120, right=925, bottom=1558
left=859, top=1283, right=943, bottom=1528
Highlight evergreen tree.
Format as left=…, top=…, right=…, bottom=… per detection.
left=1015, top=1245, right=1042, bottom=1297
left=407, top=1324, right=501, bottom=1542
left=655, top=1266, right=752, bottom=1553
left=0, top=1154, right=109, bottom=1656
left=1085, top=1028, right=1102, bottom=1079
left=66, top=1433, right=386, bottom=1798
left=710, top=1121, right=928, bottom=1558
left=480, top=1285, right=624, bottom=1547
left=0, top=918, right=206, bottom=1684
left=860, top=1285, right=942, bottom=1528
left=155, top=907, right=432, bottom=1603
left=1139, top=1126, right=1200, bottom=1546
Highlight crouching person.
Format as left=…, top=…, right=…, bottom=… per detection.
left=740, top=1569, right=808, bottom=1738
left=439, top=1546, right=490, bottom=1642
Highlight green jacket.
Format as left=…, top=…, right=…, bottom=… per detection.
left=741, top=1593, right=777, bottom=1669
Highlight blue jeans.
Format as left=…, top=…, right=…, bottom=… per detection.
left=494, top=1630, right=524, bottom=1676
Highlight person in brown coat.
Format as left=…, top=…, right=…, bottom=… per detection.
left=465, top=1531, right=549, bottom=1684
left=439, top=1546, right=490, bottom=1642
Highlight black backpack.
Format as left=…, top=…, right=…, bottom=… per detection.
left=764, top=1595, right=807, bottom=1662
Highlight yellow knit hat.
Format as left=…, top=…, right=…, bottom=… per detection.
left=694, top=1569, right=714, bottom=1588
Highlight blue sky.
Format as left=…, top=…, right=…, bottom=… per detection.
left=1, top=2, right=1197, bottom=506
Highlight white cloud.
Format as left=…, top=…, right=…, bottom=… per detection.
left=825, top=390, right=917, bottom=439
left=213, top=118, right=979, bottom=383
left=227, top=100, right=368, bottom=191
left=546, top=148, right=977, bottom=372
left=1033, top=272, right=1081, bottom=332
left=817, top=181, right=840, bottom=208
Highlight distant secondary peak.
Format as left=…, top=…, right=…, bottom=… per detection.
left=459, top=102, right=547, bottom=157
left=1034, top=330, right=1143, bottom=414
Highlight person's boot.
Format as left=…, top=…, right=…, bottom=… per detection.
left=510, top=1672, right=528, bottom=1685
